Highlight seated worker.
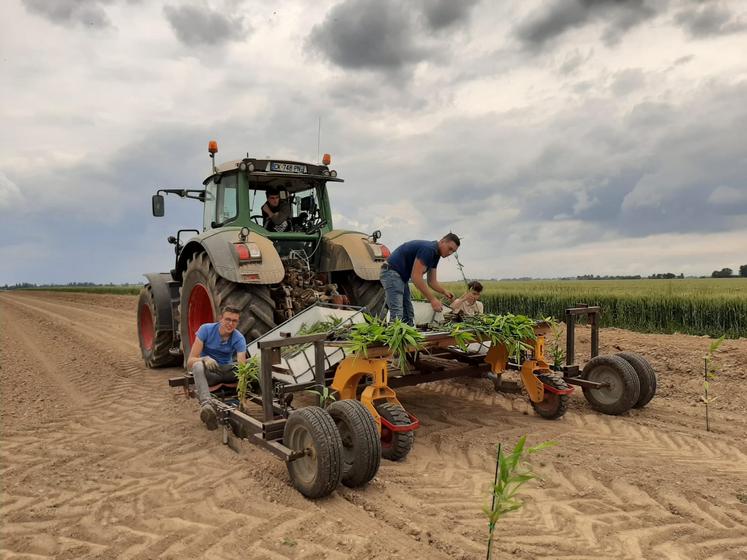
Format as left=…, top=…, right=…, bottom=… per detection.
left=186, top=306, right=247, bottom=430
left=262, top=186, right=291, bottom=232
left=450, top=281, right=484, bottom=317
left=380, top=233, right=460, bottom=325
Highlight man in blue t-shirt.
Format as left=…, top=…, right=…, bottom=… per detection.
left=380, top=233, right=460, bottom=325
left=186, top=306, right=247, bottom=430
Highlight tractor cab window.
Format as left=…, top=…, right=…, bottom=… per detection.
left=249, top=185, right=322, bottom=233
left=203, top=175, right=238, bottom=230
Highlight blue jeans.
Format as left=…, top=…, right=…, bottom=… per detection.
left=380, top=269, right=414, bottom=325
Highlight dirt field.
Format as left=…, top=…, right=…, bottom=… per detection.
left=1, top=291, right=746, bottom=560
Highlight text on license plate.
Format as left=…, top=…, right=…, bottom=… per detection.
left=271, top=162, right=307, bottom=174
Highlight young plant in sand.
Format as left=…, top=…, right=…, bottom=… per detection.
left=484, top=436, right=556, bottom=560
left=702, top=336, right=725, bottom=432
left=345, top=315, right=425, bottom=372
left=234, top=356, right=260, bottom=407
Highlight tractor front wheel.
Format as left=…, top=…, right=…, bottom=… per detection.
left=137, top=285, right=180, bottom=368
left=339, top=272, right=386, bottom=318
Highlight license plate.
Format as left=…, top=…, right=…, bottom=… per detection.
left=271, top=162, right=307, bottom=174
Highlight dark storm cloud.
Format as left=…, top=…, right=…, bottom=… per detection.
left=419, top=0, right=479, bottom=31
left=163, top=4, right=246, bottom=47
left=674, top=3, right=747, bottom=38
left=516, top=0, right=664, bottom=49
left=308, top=0, right=477, bottom=74
left=22, top=0, right=116, bottom=28
left=308, top=0, right=428, bottom=72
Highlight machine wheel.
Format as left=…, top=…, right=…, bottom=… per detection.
left=179, top=252, right=276, bottom=360
left=327, top=400, right=381, bottom=487
left=339, top=272, right=386, bottom=318
left=284, top=407, right=343, bottom=499
left=530, top=374, right=570, bottom=420
left=376, top=402, right=414, bottom=461
left=581, top=355, right=640, bottom=415
left=616, top=352, right=657, bottom=408
left=137, top=285, right=180, bottom=368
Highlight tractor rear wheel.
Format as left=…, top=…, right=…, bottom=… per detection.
left=581, top=355, right=640, bottom=415
left=179, top=252, right=276, bottom=361
left=376, top=402, right=414, bottom=461
left=327, top=400, right=381, bottom=487
left=339, top=272, right=386, bottom=317
left=284, top=407, right=343, bottom=498
left=137, top=285, right=180, bottom=368
left=530, top=374, right=570, bottom=420
left=616, top=352, right=657, bottom=408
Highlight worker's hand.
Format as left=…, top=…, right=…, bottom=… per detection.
left=202, top=357, right=219, bottom=371
left=430, top=298, right=444, bottom=312
left=464, top=292, right=476, bottom=304
left=444, top=290, right=455, bottom=301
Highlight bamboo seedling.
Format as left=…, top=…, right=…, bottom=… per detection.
left=702, top=336, right=724, bottom=431
left=307, top=385, right=337, bottom=407
left=234, top=356, right=260, bottom=408
left=484, top=436, right=556, bottom=560
left=544, top=316, right=566, bottom=369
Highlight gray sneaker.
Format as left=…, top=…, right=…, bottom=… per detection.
left=200, top=403, right=218, bottom=431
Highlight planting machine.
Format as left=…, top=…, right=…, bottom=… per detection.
left=169, top=303, right=657, bottom=498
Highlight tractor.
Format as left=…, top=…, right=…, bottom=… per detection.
left=137, top=141, right=389, bottom=368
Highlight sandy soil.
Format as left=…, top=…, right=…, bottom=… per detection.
left=1, top=291, right=746, bottom=560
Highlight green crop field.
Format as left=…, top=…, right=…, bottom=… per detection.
left=441, top=279, right=747, bottom=338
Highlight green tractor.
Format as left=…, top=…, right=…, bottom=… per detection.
left=137, top=141, right=389, bottom=368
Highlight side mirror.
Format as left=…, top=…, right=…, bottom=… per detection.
left=152, top=194, right=165, bottom=217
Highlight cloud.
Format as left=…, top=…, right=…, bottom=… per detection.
left=515, top=0, right=664, bottom=49
left=419, top=0, right=479, bottom=31
left=163, top=3, right=247, bottom=47
left=22, top=0, right=116, bottom=28
left=308, top=0, right=429, bottom=73
left=307, top=0, right=478, bottom=76
left=674, top=2, right=747, bottom=38
left=0, top=172, right=23, bottom=210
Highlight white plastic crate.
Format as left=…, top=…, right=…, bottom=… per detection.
left=246, top=304, right=367, bottom=385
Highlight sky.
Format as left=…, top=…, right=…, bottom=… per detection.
left=1, top=0, right=746, bottom=284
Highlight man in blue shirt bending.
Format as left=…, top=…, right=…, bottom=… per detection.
left=380, top=233, right=460, bottom=325
left=186, top=306, right=247, bottom=430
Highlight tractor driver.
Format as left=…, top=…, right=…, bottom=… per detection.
left=262, top=186, right=291, bottom=232
left=380, top=233, right=460, bottom=326
left=186, top=306, right=247, bottom=430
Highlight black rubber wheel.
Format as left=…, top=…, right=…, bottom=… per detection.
left=581, top=355, right=641, bottom=415
left=339, top=272, right=386, bottom=318
left=530, top=374, right=570, bottom=420
left=283, top=407, right=343, bottom=499
left=327, top=400, right=381, bottom=487
left=376, top=402, right=414, bottom=461
left=137, top=285, right=181, bottom=368
left=616, top=352, right=657, bottom=408
left=179, top=252, right=276, bottom=362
